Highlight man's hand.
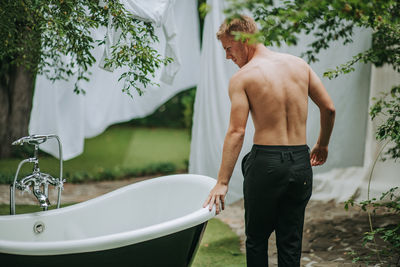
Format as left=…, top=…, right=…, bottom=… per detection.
left=310, top=144, right=328, bottom=166
left=203, top=183, right=228, bottom=215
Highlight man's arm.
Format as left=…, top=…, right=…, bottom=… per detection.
left=203, top=76, right=249, bottom=214
left=308, top=67, right=336, bottom=166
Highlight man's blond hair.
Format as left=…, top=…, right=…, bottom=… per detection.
left=216, top=15, right=258, bottom=40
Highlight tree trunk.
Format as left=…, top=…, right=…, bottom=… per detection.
left=0, top=63, right=35, bottom=158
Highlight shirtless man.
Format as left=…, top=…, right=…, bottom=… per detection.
left=203, top=16, right=335, bottom=266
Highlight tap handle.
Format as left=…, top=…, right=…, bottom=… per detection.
left=12, top=135, right=48, bottom=146
left=12, top=136, right=30, bottom=146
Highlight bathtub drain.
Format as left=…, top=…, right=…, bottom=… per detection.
left=34, top=221, right=45, bottom=234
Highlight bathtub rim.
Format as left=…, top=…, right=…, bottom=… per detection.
left=0, top=174, right=217, bottom=256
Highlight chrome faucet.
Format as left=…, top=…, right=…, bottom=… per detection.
left=10, top=134, right=65, bottom=215
left=33, top=186, right=51, bottom=208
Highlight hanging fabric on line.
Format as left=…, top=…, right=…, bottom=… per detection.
left=98, top=0, right=180, bottom=84
left=29, top=0, right=200, bottom=160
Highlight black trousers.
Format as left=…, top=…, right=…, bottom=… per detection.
left=241, top=144, right=313, bottom=267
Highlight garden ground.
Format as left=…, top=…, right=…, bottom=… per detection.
left=1, top=176, right=398, bottom=266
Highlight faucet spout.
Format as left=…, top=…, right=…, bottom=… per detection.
left=33, top=187, right=50, bottom=208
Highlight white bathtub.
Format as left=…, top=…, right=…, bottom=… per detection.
left=0, top=174, right=217, bottom=267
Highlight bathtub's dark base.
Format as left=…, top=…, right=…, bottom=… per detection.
left=1, top=222, right=207, bottom=267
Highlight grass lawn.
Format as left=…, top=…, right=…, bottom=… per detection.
left=0, top=205, right=246, bottom=266
left=0, top=126, right=190, bottom=183
left=193, top=219, right=246, bottom=267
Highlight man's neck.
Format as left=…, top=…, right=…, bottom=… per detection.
left=246, top=43, right=269, bottom=63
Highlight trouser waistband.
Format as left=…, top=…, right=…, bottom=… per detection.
left=251, top=144, right=309, bottom=162
left=253, top=144, right=309, bottom=152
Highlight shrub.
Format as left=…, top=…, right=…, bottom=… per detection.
left=127, top=87, right=196, bottom=129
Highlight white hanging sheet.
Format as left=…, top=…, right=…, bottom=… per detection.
left=99, top=0, right=180, bottom=84
left=29, top=0, right=200, bottom=160
left=312, top=65, right=400, bottom=203
left=189, top=0, right=397, bottom=204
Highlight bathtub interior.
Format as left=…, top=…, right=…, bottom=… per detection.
left=0, top=174, right=216, bottom=243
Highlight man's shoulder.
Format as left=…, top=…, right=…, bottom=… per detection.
left=275, top=52, right=309, bottom=67
left=229, top=52, right=309, bottom=86
left=229, top=67, right=254, bottom=90
left=230, top=68, right=248, bottom=84
left=233, top=61, right=261, bottom=79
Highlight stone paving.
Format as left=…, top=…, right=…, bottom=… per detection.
left=217, top=199, right=364, bottom=267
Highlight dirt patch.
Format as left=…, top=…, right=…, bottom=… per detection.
left=218, top=199, right=400, bottom=266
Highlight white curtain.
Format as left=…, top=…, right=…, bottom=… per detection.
left=312, top=65, right=400, bottom=202
left=29, top=0, right=200, bottom=160
left=360, top=66, right=400, bottom=200
left=189, top=0, right=398, bottom=203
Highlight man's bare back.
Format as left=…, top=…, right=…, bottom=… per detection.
left=235, top=49, right=309, bottom=145
left=205, top=38, right=335, bottom=214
